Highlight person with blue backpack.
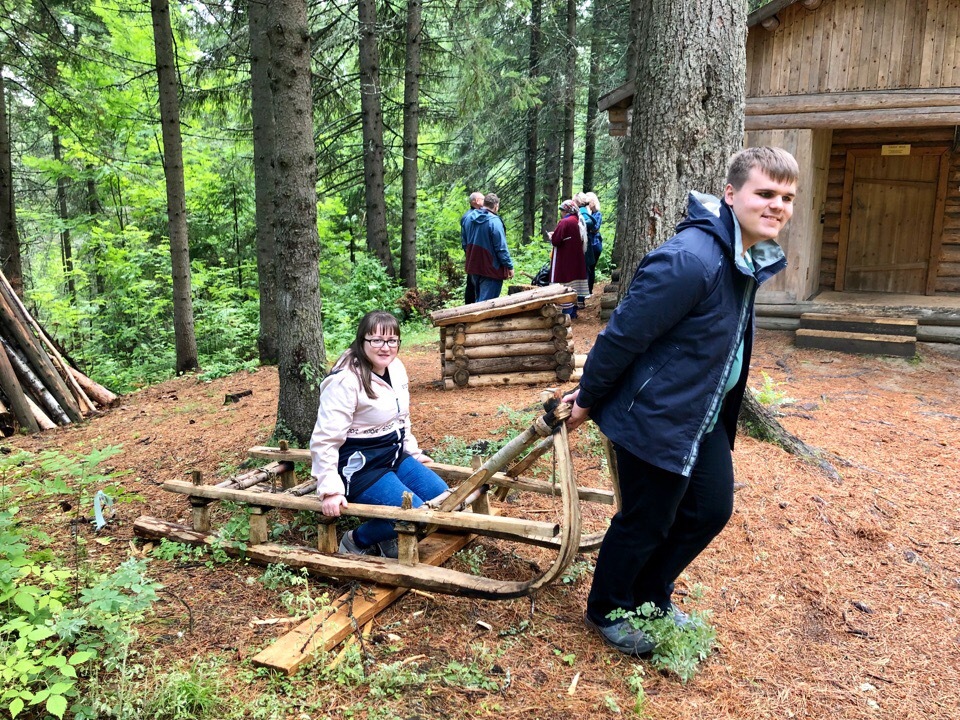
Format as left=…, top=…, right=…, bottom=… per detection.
left=583, top=192, right=603, bottom=294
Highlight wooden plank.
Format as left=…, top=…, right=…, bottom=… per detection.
left=876, top=0, right=899, bottom=89
left=835, top=150, right=857, bottom=290
left=926, top=149, right=952, bottom=294
left=850, top=0, right=868, bottom=90
left=803, top=1, right=824, bottom=94
left=795, top=328, right=917, bottom=356
left=799, top=312, right=918, bottom=335
left=919, top=0, right=938, bottom=89
left=161, top=480, right=561, bottom=543
left=744, top=107, right=960, bottom=130
left=251, top=527, right=474, bottom=675
left=943, top=0, right=960, bottom=87
left=429, top=286, right=575, bottom=326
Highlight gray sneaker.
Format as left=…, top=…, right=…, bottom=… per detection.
left=377, top=536, right=399, bottom=559
left=338, top=530, right=379, bottom=556
left=666, top=604, right=702, bottom=630
left=584, top=612, right=655, bottom=656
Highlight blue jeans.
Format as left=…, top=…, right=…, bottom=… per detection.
left=351, top=456, right=449, bottom=547
left=468, top=274, right=503, bottom=302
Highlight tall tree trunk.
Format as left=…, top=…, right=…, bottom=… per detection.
left=521, top=0, right=542, bottom=245
left=617, top=0, right=745, bottom=291
left=581, top=0, right=604, bottom=192
left=0, top=66, right=23, bottom=298
left=51, top=128, right=75, bottom=301
left=86, top=168, right=104, bottom=296
left=150, top=0, right=198, bottom=374
left=266, top=0, right=326, bottom=445
left=399, top=0, right=422, bottom=288
left=561, top=0, right=576, bottom=200
left=358, top=0, right=394, bottom=276
left=249, top=0, right=279, bottom=365
left=540, top=107, right=561, bottom=239
left=612, top=0, right=646, bottom=267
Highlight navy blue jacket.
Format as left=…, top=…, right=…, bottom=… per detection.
left=577, top=193, right=786, bottom=477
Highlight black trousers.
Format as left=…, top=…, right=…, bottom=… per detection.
left=586, top=425, right=735, bottom=624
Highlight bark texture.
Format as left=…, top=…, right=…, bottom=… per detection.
left=561, top=0, right=576, bottom=200
left=581, top=0, right=604, bottom=192
left=358, top=0, right=394, bottom=276
left=266, top=0, right=327, bottom=445
left=399, top=0, right=422, bottom=288
left=521, top=0, right=542, bottom=245
left=52, top=129, right=75, bottom=301
left=150, top=0, right=198, bottom=374
left=617, top=0, right=747, bottom=294
left=0, top=67, right=23, bottom=298
left=249, top=0, right=279, bottom=364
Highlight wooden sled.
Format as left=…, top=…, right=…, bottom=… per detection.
left=134, top=396, right=618, bottom=601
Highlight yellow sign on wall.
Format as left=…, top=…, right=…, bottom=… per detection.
left=881, top=144, right=911, bottom=156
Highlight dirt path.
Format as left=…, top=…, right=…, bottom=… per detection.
left=7, top=297, right=960, bottom=719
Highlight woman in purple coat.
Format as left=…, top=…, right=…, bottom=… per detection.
left=549, top=199, right=589, bottom=318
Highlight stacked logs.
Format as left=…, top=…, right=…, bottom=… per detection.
left=430, top=285, right=584, bottom=390
left=0, top=269, right=116, bottom=436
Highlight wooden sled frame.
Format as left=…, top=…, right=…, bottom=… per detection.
left=134, top=398, right=618, bottom=600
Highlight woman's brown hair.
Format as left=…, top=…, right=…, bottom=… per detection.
left=334, top=310, right=401, bottom=398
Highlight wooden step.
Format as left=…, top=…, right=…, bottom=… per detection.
left=795, top=328, right=916, bottom=357
left=799, top=312, right=917, bottom=337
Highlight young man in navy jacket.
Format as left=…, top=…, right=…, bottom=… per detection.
left=564, top=147, right=799, bottom=656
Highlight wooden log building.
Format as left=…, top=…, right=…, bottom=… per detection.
left=599, top=0, right=960, bottom=345
left=428, top=286, right=585, bottom=389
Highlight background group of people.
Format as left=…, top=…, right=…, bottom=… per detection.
left=549, top=192, right=603, bottom=319
left=459, top=190, right=603, bottom=316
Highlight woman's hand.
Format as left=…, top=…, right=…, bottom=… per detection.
left=321, top=493, right=348, bottom=517
left=419, top=454, right=434, bottom=464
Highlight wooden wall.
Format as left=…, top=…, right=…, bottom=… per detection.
left=746, top=0, right=960, bottom=97
left=747, top=128, right=832, bottom=302
left=819, top=127, right=960, bottom=293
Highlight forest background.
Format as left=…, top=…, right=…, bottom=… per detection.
left=0, top=0, right=771, bottom=396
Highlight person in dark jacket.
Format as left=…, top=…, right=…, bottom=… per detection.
left=564, top=146, right=798, bottom=657
left=461, top=193, right=514, bottom=302
left=460, top=192, right=485, bottom=304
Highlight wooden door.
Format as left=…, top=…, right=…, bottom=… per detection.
left=839, top=150, right=945, bottom=294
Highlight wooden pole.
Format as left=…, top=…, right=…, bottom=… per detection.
left=68, top=367, right=117, bottom=407
left=442, top=368, right=582, bottom=390
left=445, top=342, right=573, bottom=361
left=0, top=269, right=97, bottom=414
left=0, top=288, right=82, bottom=422
left=444, top=326, right=572, bottom=348
left=0, top=336, right=39, bottom=433
left=1, top=338, right=70, bottom=425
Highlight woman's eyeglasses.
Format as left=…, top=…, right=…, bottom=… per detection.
left=365, top=337, right=401, bottom=348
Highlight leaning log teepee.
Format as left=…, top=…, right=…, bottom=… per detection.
left=0, top=269, right=116, bottom=436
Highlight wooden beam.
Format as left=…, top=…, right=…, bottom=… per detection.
left=161, top=480, right=560, bottom=543
left=133, top=516, right=556, bottom=601
left=429, top=287, right=577, bottom=327
left=428, top=462, right=615, bottom=505
left=747, top=89, right=960, bottom=116
left=745, top=107, right=960, bottom=130
left=597, top=80, right=635, bottom=112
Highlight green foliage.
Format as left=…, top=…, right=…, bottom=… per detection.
left=626, top=666, right=650, bottom=717
left=610, top=603, right=717, bottom=684
left=753, top=371, right=795, bottom=408
left=440, top=644, right=501, bottom=691
left=453, top=545, right=487, bottom=575
left=560, top=558, right=595, bottom=585
left=0, top=447, right=161, bottom=719
left=141, top=658, right=228, bottom=720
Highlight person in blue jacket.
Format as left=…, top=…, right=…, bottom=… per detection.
left=461, top=193, right=514, bottom=302
left=564, top=146, right=798, bottom=656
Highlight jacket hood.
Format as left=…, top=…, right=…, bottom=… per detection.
left=469, top=208, right=496, bottom=225
left=676, top=191, right=736, bottom=258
